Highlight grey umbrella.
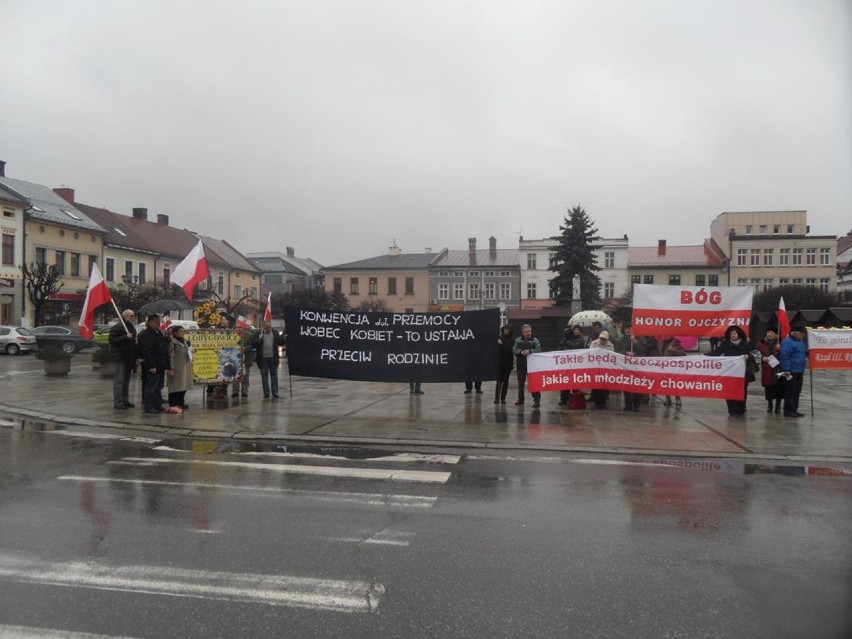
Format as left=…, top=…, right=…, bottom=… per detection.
left=138, top=299, right=194, bottom=315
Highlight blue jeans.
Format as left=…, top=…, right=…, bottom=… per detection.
left=259, top=357, right=279, bottom=397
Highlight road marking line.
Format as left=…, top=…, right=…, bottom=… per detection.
left=112, top=457, right=452, bottom=484
left=154, top=447, right=461, bottom=465
left=0, top=624, right=136, bottom=638
left=327, top=529, right=414, bottom=547
left=0, top=552, right=385, bottom=613
left=57, top=476, right=437, bottom=509
left=46, top=431, right=161, bottom=444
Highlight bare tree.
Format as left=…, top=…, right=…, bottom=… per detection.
left=20, top=262, right=63, bottom=326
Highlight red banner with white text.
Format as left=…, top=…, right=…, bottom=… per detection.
left=632, top=284, right=753, bottom=337
left=807, top=329, right=852, bottom=369
left=527, top=348, right=746, bottom=399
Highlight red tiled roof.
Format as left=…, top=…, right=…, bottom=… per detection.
left=629, top=240, right=727, bottom=268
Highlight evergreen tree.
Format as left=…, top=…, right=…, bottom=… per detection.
left=548, top=205, right=602, bottom=308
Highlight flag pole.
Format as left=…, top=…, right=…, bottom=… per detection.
left=109, top=298, right=131, bottom=336
left=809, top=367, right=814, bottom=418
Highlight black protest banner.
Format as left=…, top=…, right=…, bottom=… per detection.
left=284, top=306, right=500, bottom=383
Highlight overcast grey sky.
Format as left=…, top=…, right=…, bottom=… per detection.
left=3, top=0, right=850, bottom=265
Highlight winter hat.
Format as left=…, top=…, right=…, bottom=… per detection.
left=599, top=330, right=610, bottom=340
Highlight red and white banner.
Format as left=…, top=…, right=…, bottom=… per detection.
left=78, top=263, right=112, bottom=340
left=171, top=239, right=209, bottom=302
left=632, top=284, right=753, bottom=337
left=236, top=315, right=253, bottom=330
left=807, top=328, right=852, bottom=370
left=527, top=348, right=746, bottom=399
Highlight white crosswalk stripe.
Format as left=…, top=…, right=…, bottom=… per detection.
left=0, top=624, right=136, bottom=638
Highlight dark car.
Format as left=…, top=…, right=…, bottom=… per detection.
left=31, top=326, right=96, bottom=353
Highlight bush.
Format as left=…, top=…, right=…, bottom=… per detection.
left=35, top=345, right=74, bottom=361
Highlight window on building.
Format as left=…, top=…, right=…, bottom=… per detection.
left=124, top=260, right=133, bottom=279
left=1, top=234, right=13, bottom=266
left=773, top=225, right=780, bottom=234
left=708, top=275, right=719, bottom=287
left=604, top=282, right=614, bottom=298
left=469, top=271, right=479, bottom=278
left=779, top=248, right=790, bottom=266
left=34, top=247, right=47, bottom=266
left=737, top=278, right=748, bottom=286
left=750, top=278, right=761, bottom=293
left=454, top=271, right=464, bottom=277
left=2, top=208, right=14, bottom=218
left=604, top=252, right=614, bottom=268
left=527, top=253, right=537, bottom=270
left=549, top=253, right=558, bottom=269
left=746, top=225, right=753, bottom=235
left=750, top=249, right=760, bottom=266
left=89, top=255, right=97, bottom=277
left=500, top=271, right=512, bottom=277
left=163, top=265, right=170, bottom=284
left=369, top=277, right=378, bottom=295
left=779, top=278, right=789, bottom=285
left=695, top=274, right=706, bottom=287
left=787, top=224, right=794, bottom=234
left=250, top=287, right=258, bottom=298
left=819, top=278, right=830, bottom=293
left=737, top=249, right=747, bottom=266
left=469, top=283, right=481, bottom=299
left=138, top=263, right=146, bottom=284
left=404, top=277, right=414, bottom=295
left=438, top=283, right=449, bottom=299
left=217, top=273, right=224, bottom=294
left=792, top=248, right=803, bottom=266
left=234, top=284, right=242, bottom=298
left=819, top=248, right=831, bottom=265
left=643, top=275, right=654, bottom=284
left=333, top=278, right=342, bottom=294
left=763, top=248, right=774, bottom=266
left=349, top=278, right=359, bottom=295
left=453, top=283, right=464, bottom=299
left=105, top=257, right=115, bottom=282
left=792, top=277, right=803, bottom=285
left=806, top=248, right=816, bottom=266
left=668, top=275, right=681, bottom=285
left=763, top=278, right=774, bottom=291
left=760, top=225, right=767, bottom=235
left=631, top=274, right=641, bottom=284
left=70, top=253, right=80, bottom=277
left=54, top=251, right=65, bottom=275
left=526, top=283, right=537, bottom=299
left=805, top=278, right=816, bottom=288
left=484, top=283, right=495, bottom=299
left=500, top=283, right=511, bottom=299
left=388, top=277, right=397, bottom=295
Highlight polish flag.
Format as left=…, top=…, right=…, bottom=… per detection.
left=171, top=239, right=209, bottom=302
left=777, top=296, right=790, bottom=342
left=263, top=292, right=273, bottom=322
left=78, top=263, right=112, bottom=340
left=160, top=311, right=172, bottom=332
left=236, top=315, right=253, bottom=329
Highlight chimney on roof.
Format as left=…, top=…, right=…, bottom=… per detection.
left=132, top=208, right=148, bottom=221
left=468, top=237, right=477, bottom=265
left=157, top=214, right=169, bottom=226
left=424, top=247, right=431, bottom=253
left=53, top=187, right=75, bottom=204
left=0, top=160, right=6, bottom=177
left=389, top=243, right=402, bottom=257
left=286, top=246, right=295, bottom=257
left=658, top=239, right=667, bottom=256
left=489, top=236, right=497, bottom=259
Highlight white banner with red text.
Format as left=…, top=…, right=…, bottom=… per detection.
left=807, top=328, right=852, bottom=370
left=632, top=284, right=753, bottom=337
left=527, top=348, right=746, bottom=399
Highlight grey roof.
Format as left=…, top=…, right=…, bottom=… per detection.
left=75, top=203, right=158, bottom=255
left=195, top=235, right=261, bottom=273
left=0, top=183, right=27, bottom=204
left=324, top=253, right=438, bottom=271
left=0, top=176, right=106, bottom=233
left=430, top=249, right=520, bottom=268
left=251, top=256, right=306, bottom=276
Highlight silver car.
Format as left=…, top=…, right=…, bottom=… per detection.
left=0, top=326, right=38, bottom=355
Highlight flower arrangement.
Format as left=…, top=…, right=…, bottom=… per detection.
left=194, top=300, right=222, bottom=328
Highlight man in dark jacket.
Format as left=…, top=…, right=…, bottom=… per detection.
left=137, top=314, right=171, bottom=413
left=252, top=320, right=285, bottom=399
left=108, top=309, right=138, bottom=409
left=513, top=324, right=542, bottom=407
left=494, top=325, right=514, bottom=404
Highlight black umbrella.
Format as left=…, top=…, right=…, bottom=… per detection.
left=138, top=299, right=194, bottom=315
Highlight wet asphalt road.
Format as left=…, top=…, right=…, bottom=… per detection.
left=0, top=428, right=850, bottom=639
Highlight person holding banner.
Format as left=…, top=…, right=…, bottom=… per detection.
left=757, top=329, right=783, bottom=413
left=513, top=324, right=542, bottom=407
left=709, top=325, right=755, bottom=417
left=558, top=325, right=587, bottom=406
left=587, top=330, right=615, bottom=409
left=780, top=326, right=807, bottom=418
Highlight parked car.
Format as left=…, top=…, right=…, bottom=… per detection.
left=94, top=325, right=112, bottom=346
left=0, top=326, right=38, bottom=355
left=30, top=326, right=96, bottom=353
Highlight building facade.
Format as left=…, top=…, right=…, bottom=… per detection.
left=248, top=248, right=324, bottom=298
left=627, top=240, right=728, bottom=290
left=710, top=211, right=837, bottom=293
left=0, top=176, right=26, bottom=325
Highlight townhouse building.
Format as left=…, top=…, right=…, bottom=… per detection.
left=519, top=235, right=630, bottom=308
left=248, top=248, right=324, bottom=298
left=428, top=237, right=520, bottom=313
left=837, top=230, right=852, bottom=299
left=627, top=240, right=728, bottom=290
left=710, top=211, right=837, bottom=293
left=323, top=245, right=437, bottom=313
left=0, top=169, right=27, bottom=324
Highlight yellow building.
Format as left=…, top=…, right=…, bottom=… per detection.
left=0, top=176, right=27, bottom=325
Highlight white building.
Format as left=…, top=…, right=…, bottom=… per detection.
left=518, top=235, right=630, bottom=309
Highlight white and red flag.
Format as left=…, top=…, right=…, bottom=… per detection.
left=235, top=315, right=253, bottom=330
left=263, top=292, right=273, bottom=322
left=807, top=328, right=852, bottom=370
left=777, top=296, right=790, bottom=342
left=160, top=311, right=172, bottom=332
left=78, top=263, right=112, bottom=340
left=632, top=284, right=753, bottom=338
left=171, top=239, right=209, bottom=302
